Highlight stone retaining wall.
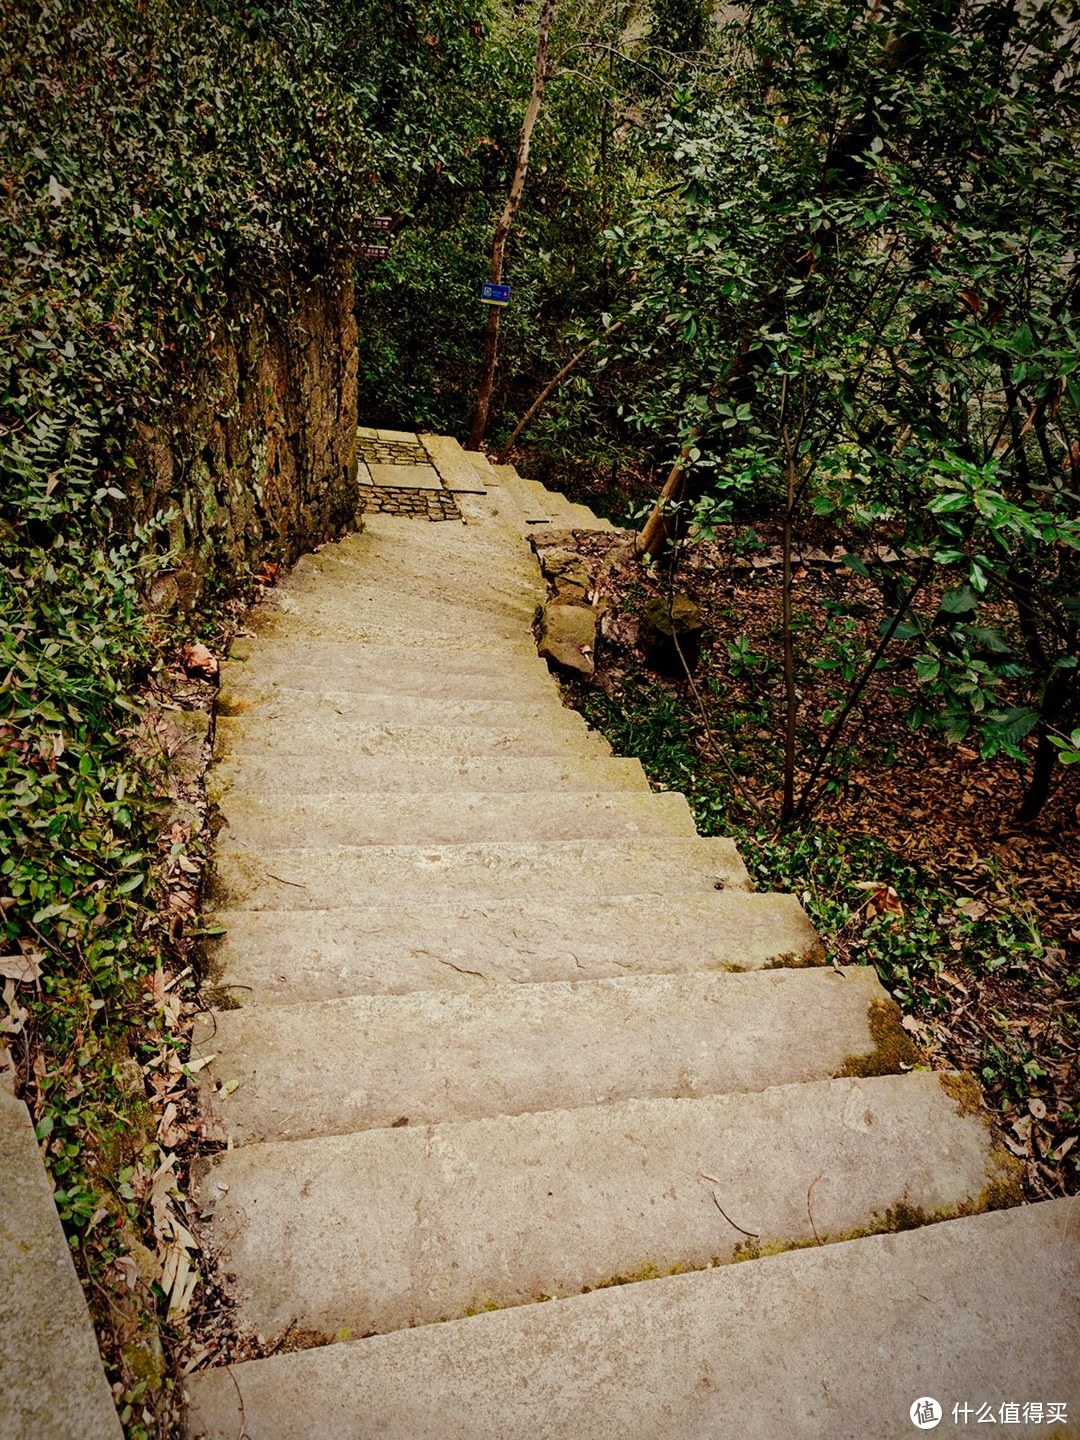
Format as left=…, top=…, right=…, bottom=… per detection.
left=130, top=266, right=359, bottom=610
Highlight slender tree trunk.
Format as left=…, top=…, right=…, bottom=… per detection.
left=496, top=319, right=624, bottom=462
left=468, top=0, right=558, bottom=450
left=635, top=430, right=699, bottom=559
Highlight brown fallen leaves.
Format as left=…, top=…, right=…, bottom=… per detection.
left=180, top=641, right=218, bottom=680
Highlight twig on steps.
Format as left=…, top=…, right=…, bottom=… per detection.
left=807, top=1172, right=825, bottom=1246
left=701, top=1175, right=760, bottom=1238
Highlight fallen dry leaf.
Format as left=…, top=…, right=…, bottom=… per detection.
left=0, top=951, right=43, bottom=984
left=180, top=642, right=218, bottom=680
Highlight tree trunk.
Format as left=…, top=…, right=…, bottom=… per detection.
left=635, top=431, right=699, bottom=559
left=496, top=319, right=624, bottom=462
left=468, top=0, right=558, bottom=451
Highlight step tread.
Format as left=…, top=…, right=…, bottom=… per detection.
left=207, top=755, right=652, bottom=802
left=213, top=715, right=613, bottom=762
left=204, top=891, right=820, bottom=1003
left=194, top=1072, right=1015, bottom=1337
left=209, top=837, right=753, bottom=908
left=194, top=966, right=904, bottom=1142
left=213, top=789, right=699, bottom=847
left=184, top=1197, right=1079, bottom=1440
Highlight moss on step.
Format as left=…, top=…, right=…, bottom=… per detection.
left=835, top=997, right=921, bottom=1079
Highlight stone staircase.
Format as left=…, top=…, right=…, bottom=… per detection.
left=185, top=434, right=1079, bottom=1438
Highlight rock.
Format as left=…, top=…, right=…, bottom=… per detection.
left=538, top=602, right=596, bottom=676
left=538, top=548, right=590, bottom=603
left=641, top=592, right=703, bottom=673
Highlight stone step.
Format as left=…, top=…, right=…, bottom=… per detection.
left=315, top=514, right=543, bottom=577
left=193, top=1071, right=1018, bottom=1339
left=194, top=966, right=907, bottom=1143
left=214, top=689, right=599, bottom=737
left=249, top=586, right=535, bottom=648
left=218, top=654, right=558, bottom=703
left=207, top=754, right=652, bottom=806
left=184, top=1196, right=1080, bottom=1440
left=287, top=546, right=544, bottom=614
left=420, top=433, right=489, bottom=494
left=248, top=606, right=540, bottom=652
left=209, top=837, right=752, bottom=909
left=1, top=1089, right=123, bottom=1440
left=494, top=465, right=552, bottom=526
left=203, top=889, right=820, bottom=1004
left=214, top=789, right=698, bottom=848
left=284, top=551, right=542, bottom=620
left=213, top=714, right=613, bottom=763
left=352, top=512, right=533, bottom=567
left=225, top=636, right=556, bottom=693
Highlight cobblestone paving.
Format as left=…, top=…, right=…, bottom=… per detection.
left=357, top=438, right=429, bottom=467
left=359, top=486, right=462, bottom=522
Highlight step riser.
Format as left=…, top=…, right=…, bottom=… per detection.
left=184, top=1198, right=1080, bottom=1440
left=204, top=893, right=820, bottom=1004
left=209, top=839, right=750, bottom=909
left=214, top=791, right=699, bottom=848
left=198, top=1073, right=1012, bottom=1338
left=194, top=968, right=904, bottom=1143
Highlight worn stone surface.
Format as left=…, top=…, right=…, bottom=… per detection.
left=213, top=713, right=612, bottom=762
left=195, top=1072, right=1011, bottom=1338
left=209, top=836, right=751, bottom=909
left=129, top=269, right=358, bottom=609
left=421, top=433, right=490, bottom=493
left=185, top=1198, right=1080, bottom=1440
left=194, top=967, right=893, bottom=1142
left=203, top=889, right=821, bottom=1004
left=538, top=601, right=597, bottom=675
left=365, top=461, right=442, bottom=491
left=0, top=1090, right=123, bottom=1440
left=214, top=788, right=698, bottom=848
left=225, top=635, right=554, bottom=692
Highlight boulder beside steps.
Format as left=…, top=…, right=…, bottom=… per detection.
left=185, top=432, right=1078, bottom=1438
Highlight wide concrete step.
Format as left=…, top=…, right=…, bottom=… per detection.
left=207, top=754, right=651, bottom=804
left=184, top=1197, right=1080, bottom=1440
left=209, top=837, right=752, bottom=908
left=219, top=655, right=557, bottom=703
left=336, top=512, right=541, bottom=571
left=213, top=714, right=612, bottom=762
left=214, top=789, right=698, bottom=848
left=215, top=688, right=594, bottom=736
left=225, top=636, right=557, bottom=695
left=195, top=1072, right=1017, bottom=1338
left=348, top=514, right=534, bottom=568
left=287, top=548, right=543, bottom=614
left=249, top=587, right=534, bottom=647
left=194, top=967, right=908, bottom=1143
left=204, top=891, right=819, bottom=1004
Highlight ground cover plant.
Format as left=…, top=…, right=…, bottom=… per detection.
left=551, top=524, right=1079, bottom=1198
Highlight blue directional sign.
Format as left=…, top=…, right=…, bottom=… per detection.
left=480, top=282, right=512, bottom=307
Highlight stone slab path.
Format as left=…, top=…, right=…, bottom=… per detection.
left=186, top=435, right=1079, bottom=1438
